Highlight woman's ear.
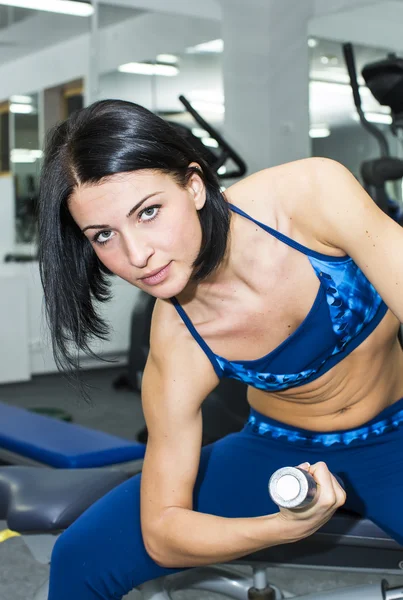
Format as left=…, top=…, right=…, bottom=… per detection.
left=188, top=163, right=206, bottom=210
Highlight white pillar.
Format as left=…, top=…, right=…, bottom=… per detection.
left=219, top=0, right=314, bottom=175
left=86, top=0, right=100, bottom=106
left=0, top=174, right=15, bottom=259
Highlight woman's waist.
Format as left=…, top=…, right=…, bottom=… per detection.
left=246, top=362, right=403, bottom=432
left=245, top=395, right=403, bottom=449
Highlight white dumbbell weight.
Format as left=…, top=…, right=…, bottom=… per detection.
left=268, top=466, right=317, bottom=509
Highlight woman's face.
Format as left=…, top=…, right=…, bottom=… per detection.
left=69, top=168, right=206, bottom=299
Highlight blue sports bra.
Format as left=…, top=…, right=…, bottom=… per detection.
left=170, top=203, right=388, bottom=391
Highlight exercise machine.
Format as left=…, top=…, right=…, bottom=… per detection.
left=343, top=43, right=403, bottom=222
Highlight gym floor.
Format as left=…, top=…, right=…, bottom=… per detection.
left=1, top=367, right=403, bottom=600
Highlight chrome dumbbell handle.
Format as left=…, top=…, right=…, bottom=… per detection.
left=269, top=466, right=345, bottom=509
left=269, top=466, right=317, bottom=509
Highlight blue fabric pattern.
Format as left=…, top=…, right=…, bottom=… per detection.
left=246, top=406, right=403, bottom=447
left=170, top=204, right=388, bottom=391
left=308, top=255, right=385, bottom=354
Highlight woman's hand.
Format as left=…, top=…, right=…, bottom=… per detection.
left=276, top=461, right=346, bottom=543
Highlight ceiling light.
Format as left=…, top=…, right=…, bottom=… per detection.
left=0, top=0, right=93, bottom=17
left=186, top=39, right=224, bottom=54
left=118, top=63, right=179, bottom=76
left=10, top=95, right=32, bottom=104
left=310, top=125, right=331, bottom=138
left=320, top=54, right=339, bottom=66
left=191, top=127, right=208, bottom=138
left=202, top=137, right=219, bottom=148
left=11, top=149, right=43, bottom=163
left=156, top=54, right=178, bottom=64
left=308, top=38, right=318, bottom=48
left=10, top=103, right=34, bottom=114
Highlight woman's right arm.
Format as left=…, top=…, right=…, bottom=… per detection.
left=140, top=302, right=346, bottom=569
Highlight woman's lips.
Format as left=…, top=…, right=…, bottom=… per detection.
left=140, top=262, right=171, bottom=286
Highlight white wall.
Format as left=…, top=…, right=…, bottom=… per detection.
left=0, top=175, right=15, bottom=258
left=99, top=71, right=154, bottom=111
left=0, top=261, right=140, bottom=383
left=99, top=53, right=223, bottom=115
left=309, top=0, right=403, bottom=51
left=0, top=265, right=30, bottom=384
left=28, top=262, right=140, bottom=376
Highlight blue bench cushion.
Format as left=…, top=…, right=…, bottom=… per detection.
left=0, top=402, right=146, bottom=468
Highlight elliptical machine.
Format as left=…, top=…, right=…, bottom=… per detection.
left=342, top=42, right=403, bottom=222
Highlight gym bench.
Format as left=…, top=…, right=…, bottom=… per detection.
left=0, top=401, right=145, bottom=469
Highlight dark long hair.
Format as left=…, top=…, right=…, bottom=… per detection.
left=38, top=99, right=230, bottom=379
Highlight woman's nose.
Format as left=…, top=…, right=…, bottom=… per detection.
left=125, top=237, right=154, bottom=269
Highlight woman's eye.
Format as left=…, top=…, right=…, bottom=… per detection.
left=139, top=206, right=159, bottom=222
left=94, top=230, right=114, bottom=245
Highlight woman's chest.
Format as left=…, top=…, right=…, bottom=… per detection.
left=198, top=252, right=322, bottom=362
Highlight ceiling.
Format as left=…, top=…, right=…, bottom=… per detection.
left=0, top=2, right=143, bottom=62
left=0, top=6, right=28, bottom=31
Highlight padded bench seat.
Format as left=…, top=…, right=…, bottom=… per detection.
left=0, top=466, right=133, bottom=532
left=0, top=401, right=146, bottom=468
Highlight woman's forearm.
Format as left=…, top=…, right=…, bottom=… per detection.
left=145, top=507, right=295, bottom=568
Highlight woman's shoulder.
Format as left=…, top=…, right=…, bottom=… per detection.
left=147, top=297, right=220, bottom=387
left=225, top=157, right=344, bottom=220
left=225, top=157, right=351, bottom=256
left=149, top=298, right=182, bottom=345
left=149, top=298, right=202, bottom=358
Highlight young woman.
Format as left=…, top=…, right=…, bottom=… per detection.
left=38, top=99, right=403, bottom=600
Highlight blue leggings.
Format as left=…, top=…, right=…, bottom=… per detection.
left=48, top=400, right=403, bottom=599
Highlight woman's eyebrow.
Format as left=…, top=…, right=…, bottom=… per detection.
left=81, top=191, right=163, bottom=233
left=126, top=191, right=163, bottom=218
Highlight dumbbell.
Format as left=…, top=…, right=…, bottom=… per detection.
left=269, top=466, right=344, bottom=509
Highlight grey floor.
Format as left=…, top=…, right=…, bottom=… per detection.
left=1, top=367, right=403, bottom=600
